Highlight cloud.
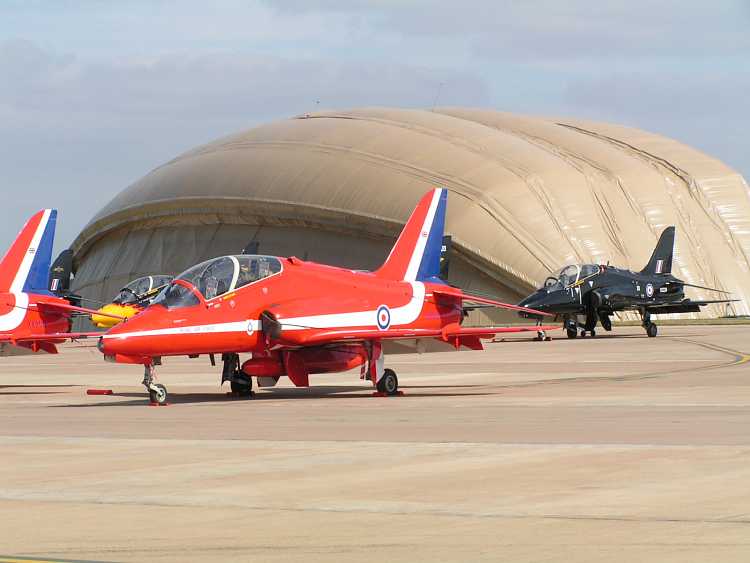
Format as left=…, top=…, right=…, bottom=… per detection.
left=0, top=1, right=747, bottom=253
left=0, top=39, right=491, bottom=251
left=265, top=0, right=750, bottom=61
left=562, top=68, right=750, bottom=176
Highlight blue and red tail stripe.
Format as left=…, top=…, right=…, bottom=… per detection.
left=0, top=209, right=57, bottom=295
left=376, top=188, right=447, bottom=283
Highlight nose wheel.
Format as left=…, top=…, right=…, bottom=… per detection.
left=534, top=320, right=552, bottom=341
left=149, top=383, right=168, bottom=405
left=142, top=364, right=168, bottom=405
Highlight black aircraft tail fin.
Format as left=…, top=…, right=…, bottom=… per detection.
left=49, top=248, right=73, bottom=294
left=439, top=235, right=452, bottom=281
left=641, top=226, right=675, bottom=275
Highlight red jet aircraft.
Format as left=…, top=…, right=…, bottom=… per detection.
left=0, top=209, right=119, bottom=356
left=100, top=189, right=556, bottom=403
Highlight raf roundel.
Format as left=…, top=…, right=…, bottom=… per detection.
left=376, top=305, right=391, bottom=331
left=646, top=283, right=654, bottom=298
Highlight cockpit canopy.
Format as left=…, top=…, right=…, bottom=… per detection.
left=151, top=255, right=282, bottom=309
left=543, top=264, right=599, bottom=291
left=113, top=275, right=174, bottom=305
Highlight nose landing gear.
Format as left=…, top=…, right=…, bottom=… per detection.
left=534, top=320, right=552, bottom=341
left=142, top=362, right=168, bottom=405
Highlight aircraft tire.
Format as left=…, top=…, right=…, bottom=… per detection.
left=590, top=329, right=596, bottom=337
left=580, top=330, right=586, bottom=338
left=231, top=375, right=253, bottom=397
left=377, top=369, right=399, bottom=395
left=646, top=323, right=658, bottom=338
left=149, top=384, right=168, bottom=405
left=566, top=328, right=577, bottom=339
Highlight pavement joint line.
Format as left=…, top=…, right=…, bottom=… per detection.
left=0, top=557, right=113, bottom=563
left=2, top=435, right=750, bottom=448
left=0, top=496, right=749, bottom=525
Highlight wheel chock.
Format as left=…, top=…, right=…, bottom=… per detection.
left=371, top=391, right=405, bottom=397
left=148, top=401, right=170, bottom=407
left=86, top=389, right=113, bottom=395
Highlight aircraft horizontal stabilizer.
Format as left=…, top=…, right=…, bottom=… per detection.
left=36, top=300, right=126, bottom=320
left=678, top=282, right=733, bottom=294
left=647, top=298, right=738, bottom=315
left=432, top=288, right=554, bottom=317
left=2, top=331, right=102, bottom=342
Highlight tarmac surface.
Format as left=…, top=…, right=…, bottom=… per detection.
left=0, top=324, right=749, bottom=562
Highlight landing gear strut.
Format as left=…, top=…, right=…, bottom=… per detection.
left=565, top=317, right=577, bottom=339
left=534, top=319, right=552, bottom=341
left=142, top=363, right=168, bottom=405
left=565, top=315, right=598, bottom=339
left=641, top=310, right=658, bottom=337
left=368, top=341, right=400, bottom=396
left=222, top=353, right=253, bottom=397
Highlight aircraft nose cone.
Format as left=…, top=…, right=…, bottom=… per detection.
left=98, top=307, right=154, bottom=358
left=517, top=292, right=550, bottom=316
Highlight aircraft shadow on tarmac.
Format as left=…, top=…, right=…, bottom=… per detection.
left=0, top=384, right=78, bottom=395
left=513, top=332, right=711, bottom=341
left=49, top=384, right=494, bottom=407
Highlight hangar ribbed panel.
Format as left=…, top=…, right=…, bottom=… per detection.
left=72, top=107, right=750, bottom=319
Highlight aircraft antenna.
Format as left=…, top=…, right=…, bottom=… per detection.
left=431, top=82, right=444, bottom=110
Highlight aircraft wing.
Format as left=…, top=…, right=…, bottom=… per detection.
left=647, top=299, right=738, bottom=315
left=36, top=300, right=126, bottom=320
left=276, top=323, right=558, bottom=347
left=0, top=331, right=101, bottom=354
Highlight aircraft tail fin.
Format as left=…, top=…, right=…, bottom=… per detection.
left=376, top=188, right=447, bottom=282
left=641, top=226, right=674, bottom=275
left=0, top=209, right=57, bottom=294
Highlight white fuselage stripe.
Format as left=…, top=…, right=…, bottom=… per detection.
left=280, top=281, right=425, bottom=330
left=103, top=320, right=258, bottom=340
left=404, top=189, right=441, bottom=282
left=102, top=282, right=426, bottom=340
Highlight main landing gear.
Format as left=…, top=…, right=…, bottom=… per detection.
left=564, top=317, right=596, bottom=339
left=376, top=368, right=399, bottom=394
left=641, top=310, right=658, bottom=338
left=222, top=353, right=254, bottom=397
left=367, top=342, right=401, bottom=396
left=142, top=362, right=168, bottom=405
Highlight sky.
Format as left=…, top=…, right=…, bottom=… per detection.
left=1, top=0, right=748, bottom=254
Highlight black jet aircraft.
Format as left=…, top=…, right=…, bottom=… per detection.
left=518, top=227, right=736, bottom=339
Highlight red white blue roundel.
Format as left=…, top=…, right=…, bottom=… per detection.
left=646, top=283, right=654, bottom=297
left=376, top=305, right=391, bottom=330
